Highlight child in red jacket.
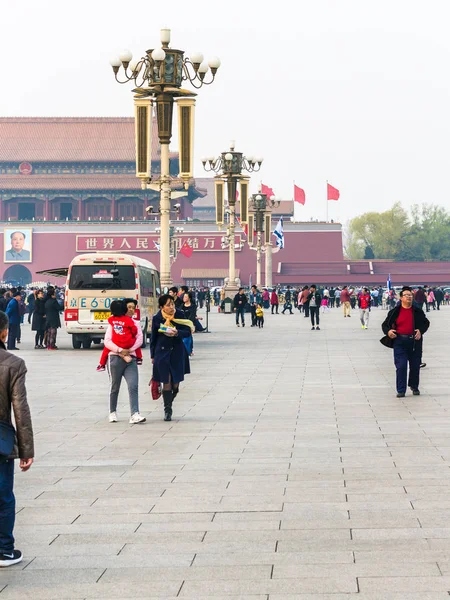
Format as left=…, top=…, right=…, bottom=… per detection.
left=96, top=300, right=142, bottom=371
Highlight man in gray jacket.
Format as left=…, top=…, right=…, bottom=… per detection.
left=0, top=311, right=34, bottom=566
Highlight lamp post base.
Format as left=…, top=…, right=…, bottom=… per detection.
left=223, top=283, right=239, bottom=300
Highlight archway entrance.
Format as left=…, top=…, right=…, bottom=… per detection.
left=2, top=265, right=32, bottom=286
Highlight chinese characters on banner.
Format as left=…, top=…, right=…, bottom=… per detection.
left=76, top=235, right=243, bottom=253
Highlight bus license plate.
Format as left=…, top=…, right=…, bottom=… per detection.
left=94, top=311, right=110, bottom=321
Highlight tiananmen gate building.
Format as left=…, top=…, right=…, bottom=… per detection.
left=0, top=117, right=449, bottom=288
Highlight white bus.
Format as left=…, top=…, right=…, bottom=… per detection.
left=62, top=253, right=160, bottom=349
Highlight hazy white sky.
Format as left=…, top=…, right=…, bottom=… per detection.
left=2, top=0, right=450, bottom=222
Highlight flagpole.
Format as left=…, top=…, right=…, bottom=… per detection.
left=326, top=180, right=328, bottom=223
left=293, top=179, right=295, bottom=222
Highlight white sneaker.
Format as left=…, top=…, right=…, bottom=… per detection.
left=109, top=412, right=117, bottom=423
left=129, top=412, right=146, bottom=424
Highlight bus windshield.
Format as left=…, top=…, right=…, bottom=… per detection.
left=69, top=265, right=136, bottom=290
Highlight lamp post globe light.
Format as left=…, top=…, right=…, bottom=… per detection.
left=202, top=143, right=263, bottom=297
left=248, top=192, right=280, bottom=288
left=110, top=28, right=220, bottom=289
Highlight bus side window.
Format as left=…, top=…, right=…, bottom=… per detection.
left=154, top=270, right=161, bottom=296
left=137, top=266, right=153, bottom=297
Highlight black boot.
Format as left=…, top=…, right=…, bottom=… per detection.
left=172, top=385, right=179, bottom=402
left=163, top=390, right=173, bottom=421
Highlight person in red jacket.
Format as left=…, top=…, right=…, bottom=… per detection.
left=270, top=289, right=279, bottom=314
left=358, top=287, right=371, bottom=329
left=97, top=300, right=142, bottom=371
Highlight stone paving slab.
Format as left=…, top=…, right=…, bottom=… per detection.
left=1, top=305, right=450, bottom=597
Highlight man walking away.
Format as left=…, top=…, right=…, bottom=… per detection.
left=414, top=286, right=426, bottom=312
left=0, top=310, right=34, bottom=566
left=382, top=286, right=429, bottom=398
left=434, top=287, right=444, bottom=310
left=372, top=287, right=379, bottom=307
left=233, top=288, right=247, bottom=327
left=197, top=288, right=205, bottom=309
left=340, top=286, right=352, bottom=317
left=335, top=288, right=341, bottom=308
left=329, top=287, right=335, bottom=308
left=282, top=286, right=294, bottom=314
left=308, top=285, right=322, bottom=330
left=359, top=287, right=371, bottom=329
left=5, top=291, right=21, bottom=351
left=270, top=289, right=279, bottom=314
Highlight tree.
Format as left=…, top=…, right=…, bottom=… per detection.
left=397, top=204, right=450, bottom=261
left=346, top=202, right=450, bottom=261
left=346, top=202, right=409, bottom=259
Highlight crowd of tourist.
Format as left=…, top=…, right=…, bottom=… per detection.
left=225, top=283, right=447, bottom=331
left=0, top=277, right=444, bottom=567
left=0, top=286, right=64, bottom=351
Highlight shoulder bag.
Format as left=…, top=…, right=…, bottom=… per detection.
left=0, top=421, right=15, bottom=457
left=379, top=335, right=394, bottom=349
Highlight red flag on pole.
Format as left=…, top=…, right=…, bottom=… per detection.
left=327, top=183, right=340, bottom=201
left=261, top=183, right=275, bottom=198
left=179, top=241, right=193, bottom=258
left=294, top=184, right=306, bottom=205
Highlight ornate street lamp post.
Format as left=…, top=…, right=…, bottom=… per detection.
left=202, top=143, right=262, bottom=297
left=248, top=192, right=279, bottom=288
left=110, top=28, right=220, bottom=289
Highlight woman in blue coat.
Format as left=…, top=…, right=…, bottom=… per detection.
left=150, top=294, right=193, bottom=421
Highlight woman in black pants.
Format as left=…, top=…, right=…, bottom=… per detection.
left=44, top=290, right=61, bottom=350
left=182, top=292, right=196, bottom=357
left=150, top=295, right=193, bottom=421
left=307, top=285, right=322, bottom=331
left=31, top=289, right=46, bottom=349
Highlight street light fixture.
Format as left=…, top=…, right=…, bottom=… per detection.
left=110, top=28, right=220, bottom=290
left=202, top=143, right=262, bottom=296
left=248, top=191, right=280, bottom=288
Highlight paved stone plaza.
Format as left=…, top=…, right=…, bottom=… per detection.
left=2, top=304, right=450, bottom=599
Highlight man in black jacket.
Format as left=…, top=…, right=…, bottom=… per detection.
left=282, top=286, right=293, bottom=315
left=382, top=286, right=430, bottom=398
left=0, top=290, right=7, bottom=313
left=434, top=287, right=444, bottom=310
left=307, top=285, right=322, bottom=330
left=168, top=287, right=183, bottom=310
left=233, top=288, right=248, bottom=327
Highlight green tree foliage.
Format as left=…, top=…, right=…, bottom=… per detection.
left=346, top=202, right=409, bottom=259
left=346, top=203, right=450, bottom=261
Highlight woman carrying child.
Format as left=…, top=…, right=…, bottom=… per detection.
left=103, top=300, right=145, bottom=424
left=97, top=300, right=143, bottom=371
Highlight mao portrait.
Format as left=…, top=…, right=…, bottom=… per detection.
left=4, top=228, right=33, bottom=263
